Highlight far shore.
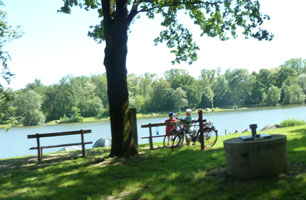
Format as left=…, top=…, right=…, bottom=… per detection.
left=1, top=104, right=305, bottom=130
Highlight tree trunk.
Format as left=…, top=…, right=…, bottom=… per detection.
left=104, top=7, right=138, bottom=157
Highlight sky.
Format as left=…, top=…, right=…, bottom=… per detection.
left=2, top=0, right=306, bottom=90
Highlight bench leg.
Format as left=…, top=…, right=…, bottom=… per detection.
left=36, top=136, right=42, bottom=161
left=38, top=147, right=42, bottom=161
left=81, top=132, right=85, bottom=157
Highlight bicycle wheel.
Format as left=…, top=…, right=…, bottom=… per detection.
left=203, top=128, right=218, bottom=147
left=196, top=128, right=218, bottom=148
left=172, top=132, right=184, bottom=151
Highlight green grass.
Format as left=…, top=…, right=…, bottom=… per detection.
left=280, top=119, right=306, bottom=127
left=1, top=126, right=306, bottom=200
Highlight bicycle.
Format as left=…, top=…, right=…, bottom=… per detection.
left=163, top=123, right=181, bottom=148
left=171, top=119, right=218, bottom=151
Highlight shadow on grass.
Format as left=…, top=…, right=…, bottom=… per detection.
left=1, top=131, right=306, bottom=200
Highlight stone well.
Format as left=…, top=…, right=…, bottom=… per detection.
left=224, top=128, right=288, bottom=178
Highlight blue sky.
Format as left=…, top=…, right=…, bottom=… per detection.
left=2, top=0, right=306, bottom=90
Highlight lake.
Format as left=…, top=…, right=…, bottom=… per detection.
left=1, top=105, right=306, bottom=159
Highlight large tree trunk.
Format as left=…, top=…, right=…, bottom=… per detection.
left=103, top=3, right=138, bottom=157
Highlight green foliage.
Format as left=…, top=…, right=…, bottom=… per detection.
left=266, top=86, right=281, bottom=106
left=275, top=65, right=297, bottom=88
left=14, top=90, right=45, bottom=126
left=0, top=1, right=22, bottom=84
left=213, top=76, right=230, bottom=107
left=282, top=83, right=306, bottom=105
left=59, top=106, right=83, bottom=123
left=297, top=73, right=306, bottom=94
left=280, top=119, right=306, bottom=127
left=232, top=105, right=238, bottom=110
left=5, top=57, right=306, bottom=125
left=59, top=0, right=272, bottom=65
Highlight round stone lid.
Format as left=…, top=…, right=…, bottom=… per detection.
left=223, top=134, right=286, bottom=145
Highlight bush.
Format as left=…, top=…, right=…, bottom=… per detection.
left=232, top=105, right=238, bottom=110
left=59, top=106, right=83, bottom=124
left=280, top=119, right=306, bottom=127
left=59, top=114, right=83, bottom=124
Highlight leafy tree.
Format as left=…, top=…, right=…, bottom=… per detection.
left=274, top=65, right=297, bottom=88
left=165, top=69, right=200, bottom=108
left=172, top=87, right=188, bottom=111
left=225, top=69, right=250, bottom=106
left=0, top=1, right=22, bottom=84
left=127, top=74, right=140, bottom=97
left=247, top=73, right=264, bottom=105
left=200, top=69, right=216, bottom=84
left=266, top=86, right=280, bottom=106
left=59, top=0, right=272, bottom=157
left=256, top=69, right=274, bottom=92
left=213, top=75, right=230, bottom=107
left=91, top=74, right=109, bottom=108
left=14, top=90, right=45, bottom=126
left=283, top=58, right=305, bottom=74
left=148, top=80, right=173, bottom=111
left=164, top=69, right=194, bottom=89
left=79, top=96, right=104, bottom=117
left=42, top=77, right=75, bottom=121
left=201, top=85, right=214, bottom=108
left=132, top=95, right=146, bottom=112
left=60, top=106, right=84, bottom=123
left=138, top=73, right=156, bottom=99
left=0, top=88, right=16, bottom=128
left=282, top=83, right=305, bottom=105
left=184, top=82, right=202, bottom=108
left=24, top=79, right=46, bottom=97
left=70, top=76, right=103, bottom=117
left=297, top=73, right=306, bottom=95
left=0, top=2, right=22, bottom=128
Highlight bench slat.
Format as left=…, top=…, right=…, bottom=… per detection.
left=141, top=134, right=166, bottom=139
left=29, top=141, right=92, bottom=150
left=27, top=129, right=91, bottom=139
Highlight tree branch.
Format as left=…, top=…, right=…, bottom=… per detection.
left=137, top=0, right=222, bottom=14
left=127, top=0, right=153, bottom=25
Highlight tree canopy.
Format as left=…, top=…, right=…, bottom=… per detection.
left=59, top=0, right=273, bottom=64
left=58, top=0, right=273, bottom=157
left=0, top=1, right=22, bottom=85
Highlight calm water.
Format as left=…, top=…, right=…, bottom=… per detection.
left=1, top=106, right=306, bottom=159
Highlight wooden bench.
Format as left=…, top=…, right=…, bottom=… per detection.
left=27, top=129, right=92, bottom=161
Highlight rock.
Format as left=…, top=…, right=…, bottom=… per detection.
left=260, top=123, right=282, bottom=131
left=242, top=129, right=248, bottom=133
left=93, top=137, right=112, bottom=148
left=57, top=146, right=81, bottom=152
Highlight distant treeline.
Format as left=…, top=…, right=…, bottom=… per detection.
left=1, top=58, right=306, bottom=126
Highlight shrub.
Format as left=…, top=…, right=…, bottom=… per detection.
left=232, top=105, right=238, bottom=110
left=59, top=114, right=83, bottom=124
left=280, top=119, right=306, bottom=127
left=59, top=107, right=83, bottom=124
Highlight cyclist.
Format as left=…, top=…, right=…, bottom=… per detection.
left=164, top=112, right=178, bottom=146
left=183, top=109, right=193, bottom=132
left=181, top=109, right=195, bottom=145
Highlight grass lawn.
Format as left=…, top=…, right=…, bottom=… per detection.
left=1, top=126, right=306, bottom=200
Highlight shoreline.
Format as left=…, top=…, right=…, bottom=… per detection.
left=1, top=104, right=305, bottom=129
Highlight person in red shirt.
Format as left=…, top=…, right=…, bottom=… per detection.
left=164, top=112, right=178, bottom=146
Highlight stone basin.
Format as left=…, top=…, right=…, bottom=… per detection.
left=224, top=134, right=288, bottom=178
